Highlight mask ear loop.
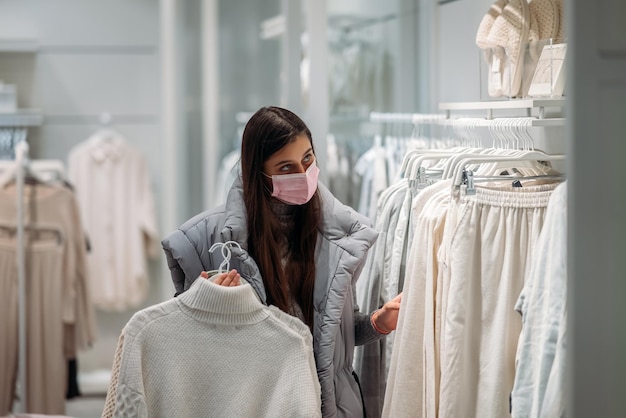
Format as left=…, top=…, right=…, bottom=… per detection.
left=208, top=241, right=243, bottom=272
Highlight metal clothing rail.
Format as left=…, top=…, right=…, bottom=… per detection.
left=369, top=100, right=566, bottom=131
left=0, top=112, right=43, bottom=413
left=43, top=113, right=158, bottom=125
left=14, top=140, right=28, bottom=414
left=369, top=112, right=446, bottom=124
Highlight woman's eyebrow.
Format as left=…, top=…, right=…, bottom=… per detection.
left=273, top=159, right=293, bottom=167
left=273, top=148, right=313, bottom=167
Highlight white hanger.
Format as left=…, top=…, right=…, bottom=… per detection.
left=451, top=152, right=566, bottom=191
left=0, top=141, right=63, bottom=188
left=207, top=241, right=244, bottom=282
left=92, top=111, right=121, bottom=143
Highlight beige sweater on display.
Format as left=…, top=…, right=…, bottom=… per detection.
left=102, top=277, right=321, bottom=418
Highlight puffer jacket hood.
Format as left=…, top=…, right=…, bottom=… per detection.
left=162, top=177, right=378, bottom=417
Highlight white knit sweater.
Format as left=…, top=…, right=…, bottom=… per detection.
left=103, top=277, right=321, bottom=418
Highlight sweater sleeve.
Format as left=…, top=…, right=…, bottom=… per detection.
left=354, top=285, right=386, bottom=346
left=355, top=311, right=384, bottom=346
left=102, top=328, right=148, bottom=418
left=102, top=330, right=125, bottom=418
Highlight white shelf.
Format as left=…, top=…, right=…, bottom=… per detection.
left=531, top=118, right=565, bottom=127
left=439, top=98, right=565, bottom=111
left=448, top=117, right=565, bottom=128
left=439, top=98, right=566, bottom=120
left=0, top=39, right=39, bottom=53
left=0, top=110, right=44, bottom=127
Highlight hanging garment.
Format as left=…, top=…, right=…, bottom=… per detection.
left=511, top=181, right=567, bottom=418
left=354, top=138, right=388, bottom=220
left=68, top=131, right=159, bottom=311
left=382, top=180, right=451, bottom=418
left=438, top=183, right=559, bottom=418
left=0, top=182, right=95, bottom=415
left=354, top=177, right=409, bottom=418
left=103, top=277, right=321, bottom=418
left=382, top=178, right=562, bottom=418
left=326, top=134, right=352, bottom=205
left=0, top=183, right=96, bottom=354
left=0, top=236, right=65, bottom=415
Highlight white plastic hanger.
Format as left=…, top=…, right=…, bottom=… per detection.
left=0, top=141, right=65, bottom=188
left=207, top=241, right=245, bottom=282
left=451, top=152, right=566, bottom=191
left=92, top=111, right=122, bottom=144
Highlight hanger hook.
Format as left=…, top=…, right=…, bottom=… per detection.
left=208, top=241, right=242, bottom=272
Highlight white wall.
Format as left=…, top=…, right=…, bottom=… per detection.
left=436, top=0, right=495, bottom=102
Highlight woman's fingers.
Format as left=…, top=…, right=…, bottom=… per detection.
left=387, top=292, right=402, bottom=310
left=225, top=269, right=241, bottom=286
left=213, top=269, right=241, bottom=286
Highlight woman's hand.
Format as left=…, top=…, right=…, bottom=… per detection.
left=372, top=292, right=403, bottom=334
left=200, top=269, right=241, bottom=286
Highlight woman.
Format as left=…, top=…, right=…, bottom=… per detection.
left=162, top=106, right=402, bottom=417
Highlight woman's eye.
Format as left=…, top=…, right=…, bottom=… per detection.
left=279, top=164, right=291, bottom=172
left=303, top=155, right=312, bottom=163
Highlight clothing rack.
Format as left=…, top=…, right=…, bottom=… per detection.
left=439, top=98, right=566, bottom=124
left=371, top=98, right=566, bottom=126
left=0, top=110, right=43, bottom=160
left=331, top=12, right=399, bottom=33
left=0, top=110, right=43, bottom=413
left=369, top=112, right=446, bottom=124
left=42, top=113, right=158, bottom=126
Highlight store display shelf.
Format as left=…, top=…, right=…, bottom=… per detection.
left=440, top=98, right=566, bottom=120
left=439, top=98, right=565, bottom=112
left=0, top=109, right=44, bottom=127
left=530, top=118, right=565, bottom=127
left=0, top=39, right=40, bottom=52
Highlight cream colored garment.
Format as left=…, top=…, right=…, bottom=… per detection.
left=101, top=330, right=124, bottom=418
left=68, top=132, right=159, bottom=311
left=382, top=180, right=451, bottom=418
left=438, top=183, right=558, bottom=418
left=0, top=184, right=96, bottom=354
left=104, top=278, right=321, bottom=418
left=0, top=235, right=66, bottom=415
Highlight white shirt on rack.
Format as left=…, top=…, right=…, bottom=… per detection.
left=68, top=130, right=159, bottom=311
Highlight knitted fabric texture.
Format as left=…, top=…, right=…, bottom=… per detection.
left=106, top=277, right=321, bottom=418
left=476, top=0, right=509, bottom=49
left=487, top=0, right=530, bottom=97
left=528, top=0, right=560, bottom=43
left=102, top=330, right=124, bottom=418
left=554, top=0, right=565, bottom=42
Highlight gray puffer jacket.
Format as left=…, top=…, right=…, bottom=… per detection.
left=162, top=178, right=379, bottom=417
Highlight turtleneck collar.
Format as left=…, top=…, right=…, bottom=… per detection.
left=176, top=277, right=269, bottom=325
left=269, top=199, right=297, bottom=231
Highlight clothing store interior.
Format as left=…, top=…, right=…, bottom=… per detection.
left=0, top=0, right=623, bottom=417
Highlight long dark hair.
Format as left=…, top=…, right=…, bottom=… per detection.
left=240, top=106, right=321, bottom=329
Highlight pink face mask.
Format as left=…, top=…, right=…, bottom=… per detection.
left=264, top=160, right=320, bottom=205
